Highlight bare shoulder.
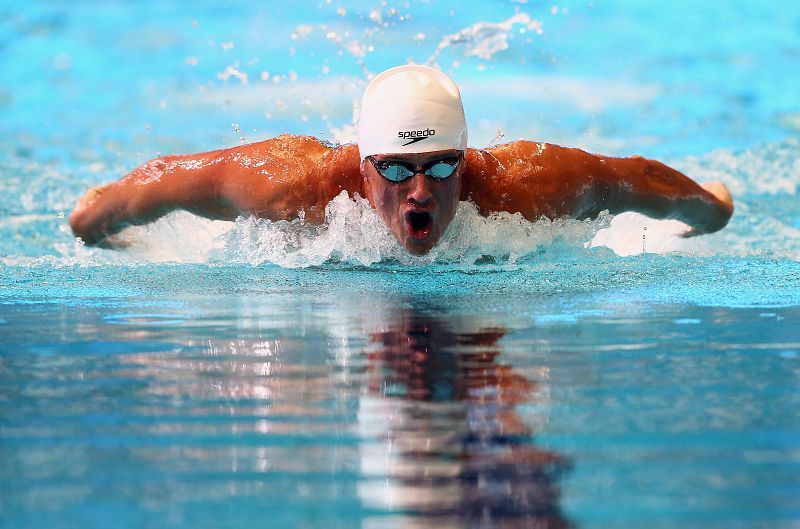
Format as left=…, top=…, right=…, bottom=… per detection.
left=463, top=140, right=566, bottom=185
left=226, top=134, right=334, bottom=181
left=483, top=139, right=553, bottom=160
left=318, top=141, right=362, bottom=203
left=219, top=135, right=361, bottom=222
left=238, top=133, right=330, bottom=158
left=462, top=140, right=587, bottom=219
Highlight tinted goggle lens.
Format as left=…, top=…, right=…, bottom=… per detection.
left=427, top=160, right=458, bottom=178
left=376, top=162, right=413, bottom=182
left=370, top=156, right=461, bottom=182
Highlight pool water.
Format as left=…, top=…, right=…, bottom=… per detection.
left=1, top=1, right=799, bottom=528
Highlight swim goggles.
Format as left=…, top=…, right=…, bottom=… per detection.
left=367, top=153, right=462, bottom=182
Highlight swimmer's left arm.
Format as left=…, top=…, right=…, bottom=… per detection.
left=588, top=153, right=734, bottom=236
left=466, top=141, right=733, bottom=235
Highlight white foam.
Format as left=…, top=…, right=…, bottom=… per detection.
left=86, top=192, right=611, bottom=267
left=214, top=192, right=613, bottom=267
left=589, top=212, right=689, bottom=257
left=675, top=138, right=799, bottom=197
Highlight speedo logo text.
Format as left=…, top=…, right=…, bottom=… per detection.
left=398, top=128, right=435, bottom=146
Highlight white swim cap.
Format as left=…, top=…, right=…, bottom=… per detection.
left=358, top=65, right=467, bottom=160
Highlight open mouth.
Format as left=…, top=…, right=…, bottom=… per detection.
left=405, top=211, right=433, bottom=241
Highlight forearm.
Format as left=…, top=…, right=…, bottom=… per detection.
left=598, top=156, right=733, bottom=233
left=69, top=152, right=236, bottom=245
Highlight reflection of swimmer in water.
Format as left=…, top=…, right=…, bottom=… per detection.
left=70, top=65, right=734, bottom=255
left=358, top=310, right=572, bottom=528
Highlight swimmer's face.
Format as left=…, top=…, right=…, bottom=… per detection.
left=361, top=150, right=464, bottom=255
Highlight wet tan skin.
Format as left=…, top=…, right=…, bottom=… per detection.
left=69, top=134, right=734, bottom=253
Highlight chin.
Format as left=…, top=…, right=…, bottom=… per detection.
left=402, top=235, right=438, bottom=255
left=405, top=244, right=433, bottom=256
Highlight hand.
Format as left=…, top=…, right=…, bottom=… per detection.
left=680, top=181, right=733, bottom=238
left=700, top=181, right=733, bottom=213
left=69, top=183, right=115, bottom=245
left=72, top=183, right=112, bottom=217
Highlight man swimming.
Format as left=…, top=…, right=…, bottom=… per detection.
left=69, top=65, right=734, bottom=255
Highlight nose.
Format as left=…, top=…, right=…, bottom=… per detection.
left=407, top=172, right=433, bottom=206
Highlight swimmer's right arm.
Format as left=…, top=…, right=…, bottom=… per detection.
left=69, top=135, right=361, bottom=246
left=69, top=150, right=237, bottom=246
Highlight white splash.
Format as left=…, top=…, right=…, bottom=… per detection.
left=676, top=138, right=799, bottom=197
left=95, top=192, right=612, bottom=267
left=427, top=13, right=543, bottom=63
left=216, top=64, right=249, bottom=85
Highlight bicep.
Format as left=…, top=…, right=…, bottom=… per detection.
left=469, top=141, right=605, bottom=220
left=215, top=135, right=351, bottom=222
left=598, top=155, right=733, bottom=231
left=124, top=150, right=239, bottom=221
left=487, top=142, right=689, bottom=219
left=130, top=135, right=353, bottom=224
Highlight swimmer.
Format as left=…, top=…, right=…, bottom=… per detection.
left=70, top=65, right=734, bottom=254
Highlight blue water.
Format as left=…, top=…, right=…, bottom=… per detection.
left=2, top=1, right=800, bottom=528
